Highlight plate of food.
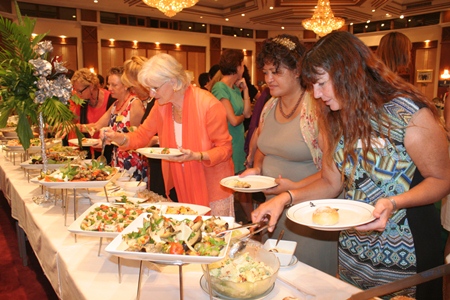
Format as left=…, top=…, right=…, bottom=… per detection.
left=68, top=138, right=99, bottom=147
left=286, top=199, right=375, bottom=231
left=68, top=202, right=163, bottom=238
left=136, top=147, right=183, bottom=159
left=105, top=213, right=235, bottom=264
left=220, top=175, right=278, bottom=193
left=32, top=162, right=119, bottom=188
left=5, top=138, right=43, bottom=151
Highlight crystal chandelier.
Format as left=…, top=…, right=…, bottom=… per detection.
left=143, top=0, right=198, bottom=18
left=302, top=0, right=345, bottom=37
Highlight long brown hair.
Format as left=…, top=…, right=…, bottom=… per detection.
left=301, top=31, right=440, bottom=178
left=377, top=32, right=412, bottom=74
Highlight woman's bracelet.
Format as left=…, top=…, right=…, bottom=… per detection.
left=118, top=134, right=127, bottom=146
left=389, top=198, right=398, bottom=214
left=285, top=190, right=294, bottom=207
left=199, top=152, right=203, bottom=161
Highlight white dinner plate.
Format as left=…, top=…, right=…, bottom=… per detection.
left=68, top=138, right=99, bottom=147
left=136, top=147, right=183, bottom=159
left=220, top=175, right=277, bottom=193
left=286, top=199, right=375, bottom=231
left=105, top=214, right=234, bottom=264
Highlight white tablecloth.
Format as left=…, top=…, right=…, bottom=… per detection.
left=0, top=148, right=361, bottom=300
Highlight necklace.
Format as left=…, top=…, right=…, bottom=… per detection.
left=115, top=96, right=130, bottom=112
left=89, top=89, right=99, bottom=107
left=172, top=105, right=182, bottom=122
left=278, top=89, right=306, bottom=119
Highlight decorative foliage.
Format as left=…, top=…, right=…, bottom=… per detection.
left=0, top=1, right=82, bottom=149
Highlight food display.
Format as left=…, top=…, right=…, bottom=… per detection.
left=79, top=202, right=160, bottom=233
left=203, top=246, right=280, bottom=299
left=40, top=160, right=117, bottom=182
left=47, top=144, right=82, bottom=156
left=29, top=153, right=73, bottom=165
left=6, top=137, right=41, bottom=147
left=123, top=214, right=229, bottom=256
left=165, top=205, right=198, bottom=215
left=136, top=189, right=170, bottom=203
left=312, top=206, right=339, bottom=225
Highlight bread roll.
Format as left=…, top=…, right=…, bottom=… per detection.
left=312, top=206, right=339, bottom=225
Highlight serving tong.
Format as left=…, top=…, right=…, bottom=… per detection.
left=215, top=220, right=266, bottom=238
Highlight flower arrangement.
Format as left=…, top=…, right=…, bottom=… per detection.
left=0, top=1, right=83, bottom=150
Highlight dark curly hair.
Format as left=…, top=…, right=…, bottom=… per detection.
left=256, top=34, right=306, bottom=77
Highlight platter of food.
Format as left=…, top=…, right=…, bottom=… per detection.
left=68, top=138, right=99, bottom=147
left=286, top=199, right=375, bottom=231
left=136, top=147, right=183, bottom=159
left=5, top=138, right=43, bottom=151
left=220, top=175, right=278, bottom=193
left=31, top=162, right=119, bottom=188
left=105, top=213, right=235, bottom=264
left=68, top=202, right=162, bottom=238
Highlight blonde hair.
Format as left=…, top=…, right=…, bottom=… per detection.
left=377, top=32, right=412, bottom=74
left=138, top=53, right=191, bottom=91
left=122, top=56, right=148, bottom=88
left=71, top=68, right=99, bottom=86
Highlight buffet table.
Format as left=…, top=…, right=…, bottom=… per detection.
left=0, top=148, right=362, bottom=300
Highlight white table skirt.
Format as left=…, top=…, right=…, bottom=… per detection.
left=0, top=148, right=361, bottom=300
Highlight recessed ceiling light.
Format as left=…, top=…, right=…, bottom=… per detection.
left=350, top=22, right=353, bottom=26
left=400, top=15, right=404, bottom=19
left=269, top=6, right=273, bottom=9
left=200, top=16, right=203, bottom=19
left=241, top=14, right=245, bottom=17
left=176, top=43, right=180, bottom=47
left=225, top=18, right=229, bottom=21
left=367, top=20, right=370, bottom=23
left=386, top=13, right=391, bottom=17
left=381, top=23, right=384, bottom=27
left=94, top=0, right=98, bottom=3
left=424, top=40, right=430, bottom=42
left=281, top=26, right=284, bottom=30
left=372, top=9, right=375, bottom=12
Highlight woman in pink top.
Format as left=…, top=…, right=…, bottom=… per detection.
left=103, top=53, right=235, bottom=216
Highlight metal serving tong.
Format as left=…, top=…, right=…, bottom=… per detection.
left=215, top=221, right=266, bottom=238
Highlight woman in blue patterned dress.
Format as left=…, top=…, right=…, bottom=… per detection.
left=251, top=31, right=450, bottom=299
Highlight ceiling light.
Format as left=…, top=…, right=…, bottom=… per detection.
left=441, top=69, right=450, bottom=80
left=142, top=0, right=198, bottom=18
left=269, top=6, right=273, bottom=9
left=281, top=26, right=285, bottom=29
left=372, top=9, right=375, bottom=12
left=400, top=15, right=404, bottom=19
left=301, top=0, right=344, bottom=37
left=241, top=14, right=245, bottom=17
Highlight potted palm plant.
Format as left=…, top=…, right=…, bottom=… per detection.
left=0, top=0, right=83, bottom=154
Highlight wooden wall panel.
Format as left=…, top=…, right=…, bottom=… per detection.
left=52, top=44, right=78, bottom=72
left=187, top=52, right=206, bottom=87
left=169, top=51, right=187, bottom=69
left=82, top=26, right=99, bottom=71
left=101, top=47, right=124, bottom=77
left=414, top=48, right=437, bottom=100
left=124, top=48, right=146, bottom=60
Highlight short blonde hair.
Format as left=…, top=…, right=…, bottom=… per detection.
left=71, top=68, right=99, bottom=86
left=122, top=56, right=148, bottom=88
left=138, top=53, right=191, bottom=91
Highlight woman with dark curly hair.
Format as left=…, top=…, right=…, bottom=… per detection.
left=240, top=34, right=338, bottom=275
left=251, top=31, right=450, bottom=299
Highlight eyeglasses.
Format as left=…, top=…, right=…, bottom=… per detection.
left=76, top=85, right=90, bottom=95
left=149, top=81, right=168, bottom=95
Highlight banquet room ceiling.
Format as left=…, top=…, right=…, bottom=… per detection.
left=26, top=0, right=450, bottom=31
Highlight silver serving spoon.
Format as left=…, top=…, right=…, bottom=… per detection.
left=228, top=224, right=271, bottom=258
left=269, top=229, right=285, bottom=253
left=97, top=130, right=107, bottom=166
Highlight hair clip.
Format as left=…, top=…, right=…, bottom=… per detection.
left=272, top=37, right=296, bottom=50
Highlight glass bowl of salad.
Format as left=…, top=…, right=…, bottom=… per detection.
left=202, top=245, right=279, bottom=299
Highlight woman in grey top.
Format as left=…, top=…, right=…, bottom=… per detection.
left=241, top=34, right=338, bottom=275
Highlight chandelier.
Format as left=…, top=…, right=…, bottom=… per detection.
left=143, top=0, right=198, bottom=18
left=302, top=0, right=345, bottom=37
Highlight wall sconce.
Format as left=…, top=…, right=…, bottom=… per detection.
left=60, top=35, right=66, bottom=44
left=132, top=40, right=138, bottom=49
left=109, top=38, right=115, bottom=47
left=441, top=69, right=450, bottom=80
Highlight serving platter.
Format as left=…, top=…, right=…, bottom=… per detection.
left=20, top=159, right=67, bottom=170
left=220, top=175, right=278, bottom=193
left=68, top=202, right=212, bottom=238
left=286, top=199, right=375, bottom=231
left=30, top=167, right=119, bottom=189
left=105, top=214, right=234, bottom=264
left=136, top=147, right=183, bottom=159
left=68, top=138, right=99, bottom=147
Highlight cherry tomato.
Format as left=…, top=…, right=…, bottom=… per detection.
left=169, top=242, right=184, bottom=254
